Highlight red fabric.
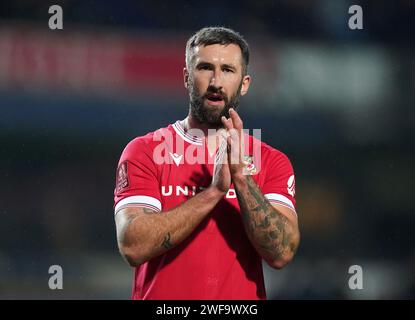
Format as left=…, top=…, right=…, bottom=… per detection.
left=114, top=122, right=296, bottom=300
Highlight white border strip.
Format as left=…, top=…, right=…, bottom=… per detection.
left=115, top=195, right=162, bottom=215
left=265, top=193, right=297, bottom=215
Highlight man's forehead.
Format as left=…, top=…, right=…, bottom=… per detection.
left=193, top=43, right=242, bottom=65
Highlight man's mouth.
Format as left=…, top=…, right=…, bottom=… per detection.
left=205, top=93, right=225, bottom=105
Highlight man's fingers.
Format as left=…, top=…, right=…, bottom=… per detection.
left=222, top=111, right=244, bottom=166
left=226, top=128, right=244, bottom=165
left=229, top=108, right=243, bottom=130
left=228, top=127, right=239, bottom=142
left=221, top=116, right=227, bottom=127
left=226, top=135, right=232, bottom=150
left=221, top=116, right=228, bottom=128
left=221, top=116, right=234, bottom=130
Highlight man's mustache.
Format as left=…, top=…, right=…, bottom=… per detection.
left=202, top=88, right=229, bottom=104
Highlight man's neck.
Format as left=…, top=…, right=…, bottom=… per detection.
left=183, top=113, right=225, bottom=156
left=183, top=113, right=224, bottom=138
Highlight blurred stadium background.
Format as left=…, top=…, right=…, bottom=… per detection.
left=1, top=0, right=414, bottom=299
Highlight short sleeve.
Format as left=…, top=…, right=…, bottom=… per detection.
left=261, top=150, right=297, bottom=215
left=114, top=138, right=161, bottom=214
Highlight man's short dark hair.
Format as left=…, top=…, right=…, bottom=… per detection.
left=186, top=27, right=250, bottom=75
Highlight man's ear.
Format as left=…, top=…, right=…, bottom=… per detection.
left=183, top=68, right=189, bottom=89
left=240, top=75, right=251, bottom=96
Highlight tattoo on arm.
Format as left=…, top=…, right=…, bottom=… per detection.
left=236, top=176, right=298, bottom=261
left=161, top=232, right=173, bottom=249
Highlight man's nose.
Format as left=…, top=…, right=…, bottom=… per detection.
left=209, top=70, right=224, bottom=87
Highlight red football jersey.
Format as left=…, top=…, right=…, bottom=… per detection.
left=114, top=120, right=297, bottom=300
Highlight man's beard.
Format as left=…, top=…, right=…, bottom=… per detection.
left=188, top=77, right=242, bottom=128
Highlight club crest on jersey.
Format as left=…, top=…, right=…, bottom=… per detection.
left=116, top=161, right=129, bottom=192
left=243, top=155, right=257, bottom=175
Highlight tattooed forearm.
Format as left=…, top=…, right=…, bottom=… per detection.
left=161, top=232, right=173, bottom=249
left=235, top=176, right=299, bottom=264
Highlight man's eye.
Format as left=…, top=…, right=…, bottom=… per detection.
left=223, top=68, right=234, bottom=73
left=200, top=65, right=211, bottom=70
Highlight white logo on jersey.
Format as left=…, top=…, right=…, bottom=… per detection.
left=161, top=185, right=237, bottom=199
left=287, top=175, right=295, bottom=197
left=169, top=152, right=183, bottom=166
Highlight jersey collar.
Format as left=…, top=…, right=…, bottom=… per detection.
left=173, top=120, right=204, bottom=146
